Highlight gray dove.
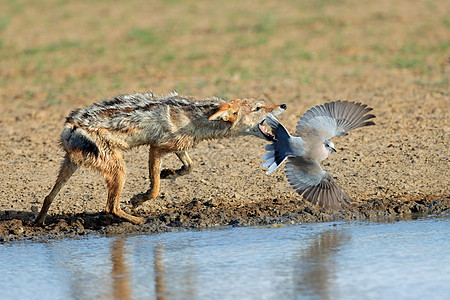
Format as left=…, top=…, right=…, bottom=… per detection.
left=260, top=100, right=375, bottom=209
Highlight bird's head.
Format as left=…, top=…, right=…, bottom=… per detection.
left=324, top=140, right=336, bottom=153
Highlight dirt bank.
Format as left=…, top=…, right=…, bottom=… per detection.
left=1, top=193, right=449, bottom=242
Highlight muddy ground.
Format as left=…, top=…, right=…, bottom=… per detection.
left=0, top=0, right=448, bottom=241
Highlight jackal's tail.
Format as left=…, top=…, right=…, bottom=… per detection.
left=61, top=124, right=99, bottom=158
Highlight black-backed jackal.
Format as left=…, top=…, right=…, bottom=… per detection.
left=35, top=92, right=286, bottom=225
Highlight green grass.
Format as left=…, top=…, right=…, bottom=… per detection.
left=388, top=41, right=448, bottom=73
left=298, top=67, right=311, bottom=85
left=391, top=57, right=423, bottom=69
left=127, top=28, right=162, bottom=46
left=0, top=17, right=9, bottom=32
left=21, top=40, right=80, bottom=55
left=443, top=17, right=450, bottom=28
left=0, top=0, right=448, bottom=105
left=45, top=88, right=63, bottom=106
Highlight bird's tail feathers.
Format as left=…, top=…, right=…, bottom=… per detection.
left=262, top=114, right=292, bottom=174
left=263, top=151, right=288, bottom=174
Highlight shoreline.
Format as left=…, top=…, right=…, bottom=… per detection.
left=1, top=197, right=448, bottom=242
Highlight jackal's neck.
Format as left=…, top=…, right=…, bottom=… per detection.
left=190, top=117, right=235, bottom=142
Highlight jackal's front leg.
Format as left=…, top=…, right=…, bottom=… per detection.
left=160, top=150, right=194, bottom=179
left=131, top=147, right=163, bottom=208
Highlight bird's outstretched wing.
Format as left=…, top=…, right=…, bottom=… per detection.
left=296, top=100, right=375, bottom=139
left=262, top=114, right=293, bottom=174
left=285, top=157, right=351, bottom=209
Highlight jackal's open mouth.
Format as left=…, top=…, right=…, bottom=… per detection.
left=258, top=120, right=274, bottom=141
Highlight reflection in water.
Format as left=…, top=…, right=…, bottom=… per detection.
left=110, top=238, right=193, bottom=299
left=110, top=239, right=169, bottom=300
left=109, top=228, right=351, bottom=299
left=110, top=238, right=131, bottom=300
left=154, top=245, right=166, bottom=300
left=294, top=229, right=351, bottom=299
left=153, top=242, right=198, bottom=298
left=3, top=218, right=448, bottom=299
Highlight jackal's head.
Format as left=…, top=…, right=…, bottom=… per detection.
left=208, top=98, right=286, bottom=140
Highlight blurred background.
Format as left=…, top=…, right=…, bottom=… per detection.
left=1, top=0, right=447, bottom=106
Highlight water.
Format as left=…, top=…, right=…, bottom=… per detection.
left=1, top=216, right=449, bottom=300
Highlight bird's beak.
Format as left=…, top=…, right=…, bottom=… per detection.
left=331, top=147, right=336, bottom=152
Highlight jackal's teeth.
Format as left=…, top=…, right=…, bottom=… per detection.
left=260, top=125, right=269, bottom=135
left=258, top=122, right=274, bottom=141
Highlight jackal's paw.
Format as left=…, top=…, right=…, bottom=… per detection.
left=130, top=193, right=149, bottom=208
left=126, top=215, right=146, bottom=225
left=112, top=210, right=146, bottom=224
left=161, top=168, right=176, bottom=179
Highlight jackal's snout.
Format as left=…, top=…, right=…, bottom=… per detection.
left=245, top=101, right=286, bottom=141
left=266, top=103, right=287, bottom=118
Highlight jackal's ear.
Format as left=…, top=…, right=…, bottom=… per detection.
left=208, top=103, right=240, bottom=123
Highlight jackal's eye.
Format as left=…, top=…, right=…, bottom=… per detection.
left=252, top=106, right=262, bottom=112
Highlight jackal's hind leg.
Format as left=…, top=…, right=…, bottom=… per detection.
left=104, top=152, right=145, bottom=224
left=131, top=147, right=163, bottom=208
left=160, top=150, right=193, bottom=179
left=34, top=155, right=78, bottom=226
